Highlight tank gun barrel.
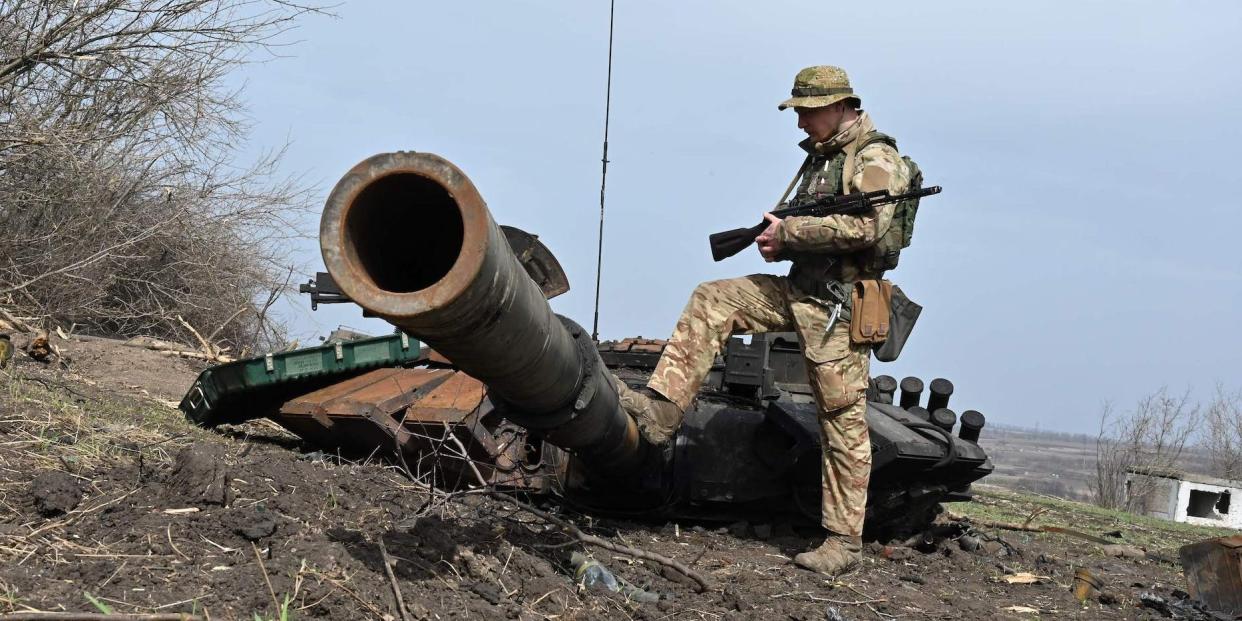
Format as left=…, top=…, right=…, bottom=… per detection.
left=318, top=151, right=644, bottom=473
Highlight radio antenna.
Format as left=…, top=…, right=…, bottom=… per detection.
left=591, top=0, right=616, bottom=343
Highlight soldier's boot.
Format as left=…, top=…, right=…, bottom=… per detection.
left=611, top=375, right=683, bottom=445
left=793, top=533, right=863, bottom=576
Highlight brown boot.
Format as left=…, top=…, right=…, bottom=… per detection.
left=611, top=375, right=683, bottom=445
left=794, top=534, right=862, bottom=576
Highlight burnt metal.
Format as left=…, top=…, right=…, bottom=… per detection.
left=899, top=376, right=924, bottom=410
left=907, top=406, right=931, bottom=422
left=959, top=410, right=985, bottom=443
left=931, top=408, right=957, bottom=433
left=319, top=152, right=643, bottom=474
left=1179, top=535, right=1242, bottom=617
left=873, top=375, right=897, bottom=405
left=927, top=378, right=954, bottom=412
left=499, top=225, right=570, bottom=300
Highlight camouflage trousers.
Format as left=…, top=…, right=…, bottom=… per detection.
left=648, top=274, right=872, bottom=537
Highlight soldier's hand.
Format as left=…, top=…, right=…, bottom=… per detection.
left=755, top=212, right=784, bottom=262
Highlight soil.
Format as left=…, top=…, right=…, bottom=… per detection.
left=0, top=336, right=1225, bottom=620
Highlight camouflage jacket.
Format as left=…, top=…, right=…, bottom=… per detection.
left=774, top=112, right=911, bottom=292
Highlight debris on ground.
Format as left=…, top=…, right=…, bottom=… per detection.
left=572, top=551, right=660, bottom=603
left=28, top=470, right=83, bottom=516
left=1179, top=535, right=1242, bottom=618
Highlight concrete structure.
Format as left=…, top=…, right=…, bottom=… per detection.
left=1126, top=467, right=1242, bottom=529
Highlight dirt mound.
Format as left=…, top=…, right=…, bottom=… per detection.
left=164, top=444, right=233, bottom=507
left=29, top=470, right=83, bottom=516
left=7, top=331, right=208, bottom=403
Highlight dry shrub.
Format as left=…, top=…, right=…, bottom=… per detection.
left=1093, top=389, right=1199, bottom=510
left=0, top=0, right=324, bottom=353
left=1202, top=385, right=1242, bottom=482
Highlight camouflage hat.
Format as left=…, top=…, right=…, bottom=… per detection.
left=778, top=65, right=861, bottom=111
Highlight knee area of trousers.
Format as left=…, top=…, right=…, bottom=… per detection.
left=687, top=282, right=722, bottom=307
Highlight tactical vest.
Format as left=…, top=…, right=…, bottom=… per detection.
left=791, top=131, right=923, bottom=273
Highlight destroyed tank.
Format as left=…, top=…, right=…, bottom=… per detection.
left=181, top=151, right=993, bottom=537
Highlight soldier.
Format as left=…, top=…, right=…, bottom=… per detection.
left=616, top=65, right=912, bottom=576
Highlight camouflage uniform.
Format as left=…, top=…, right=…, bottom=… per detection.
left=643, top=66, right=911, bottom=539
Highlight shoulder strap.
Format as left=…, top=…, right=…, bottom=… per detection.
left=775, top=154, right=813, bottom=207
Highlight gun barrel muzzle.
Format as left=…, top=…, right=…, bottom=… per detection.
left=319, top=152, right=644, bottom=473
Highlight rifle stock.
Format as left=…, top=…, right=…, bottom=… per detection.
left=708, top=223, right=767, bottom=261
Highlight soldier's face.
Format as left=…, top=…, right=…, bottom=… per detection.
left=796, top=104, right=845, bottom=143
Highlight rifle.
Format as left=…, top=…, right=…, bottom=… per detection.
left=707, top=186, right=942, bottom=261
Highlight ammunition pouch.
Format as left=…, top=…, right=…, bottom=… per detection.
left=850, top=280, right=892, bottom=345
left=872, top=284, right=921, bottom=362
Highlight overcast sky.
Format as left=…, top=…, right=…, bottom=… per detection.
left=233, top=0, right=1241, bottom=435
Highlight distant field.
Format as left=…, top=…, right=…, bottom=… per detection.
left=977, top=424, right=1219, bottom=504
left=978, top=425, right=1099, bottom=501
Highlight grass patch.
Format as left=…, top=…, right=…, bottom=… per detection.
left=0, top=369, right=214, bottom=475
left=954, top=484, right=1235, bottom=554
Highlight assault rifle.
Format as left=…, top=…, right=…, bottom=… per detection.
left=707, top=186, right=942, bottom=261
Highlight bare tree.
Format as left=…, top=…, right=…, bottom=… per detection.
left=0, top=0, right=323, bottom=353
left=1202, top=385, right=1242, bottom=482
left=1093, top=389, right=1200, bottom=510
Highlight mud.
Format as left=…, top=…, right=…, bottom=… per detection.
left=0, top=337, right=1225, bottom=619
left=29, top=470, right=83, bottom=516
left=165, top=445, right=233, bottom=507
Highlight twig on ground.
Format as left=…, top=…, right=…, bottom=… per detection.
left=251, top=542, right=281, bottom=614
left=0, top=305, right=35, bottom=333
left=483, top=490, right=713, bottom=593
left=944, top=510, right=1041, bottom=532
left=377, top=537, right=413, bottom=621
left=1021, top=507, right=1050, bottom=528
left=441, top=422, right=489, bottom=488
left=175, top=315, right=224, bottom=361
left=306, top=569, right=388, bottom=620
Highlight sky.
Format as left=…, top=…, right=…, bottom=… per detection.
left=231, top=0, right=1242, bottom=435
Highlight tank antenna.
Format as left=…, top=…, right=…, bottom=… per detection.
left=591, top=0, right=616, bottom=343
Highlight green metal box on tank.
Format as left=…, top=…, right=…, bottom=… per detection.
left=180, top=331, right=421, bottom=426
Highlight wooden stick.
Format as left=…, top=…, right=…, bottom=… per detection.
left=175, top=315, right=216, bottom=359
left=251, top=542, right=281, bottom=614
left=377, top=538, right=413, bottom=621
left=944, top=510, right=1041, bottom=532
left=205, top=307, right=248, bottom=346
left=0, top=305, right=34, bottom=333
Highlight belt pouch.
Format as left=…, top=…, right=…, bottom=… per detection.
left=850, top=279, right=892, bottom=345
left=872, top=284, right=922, bottom=362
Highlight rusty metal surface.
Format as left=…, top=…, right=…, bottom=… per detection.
left=1179, top=535, right=1242, bottom=616
left=272, top=366, right=552, bottom=492
left=599, top=338, right=668, bottom=353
